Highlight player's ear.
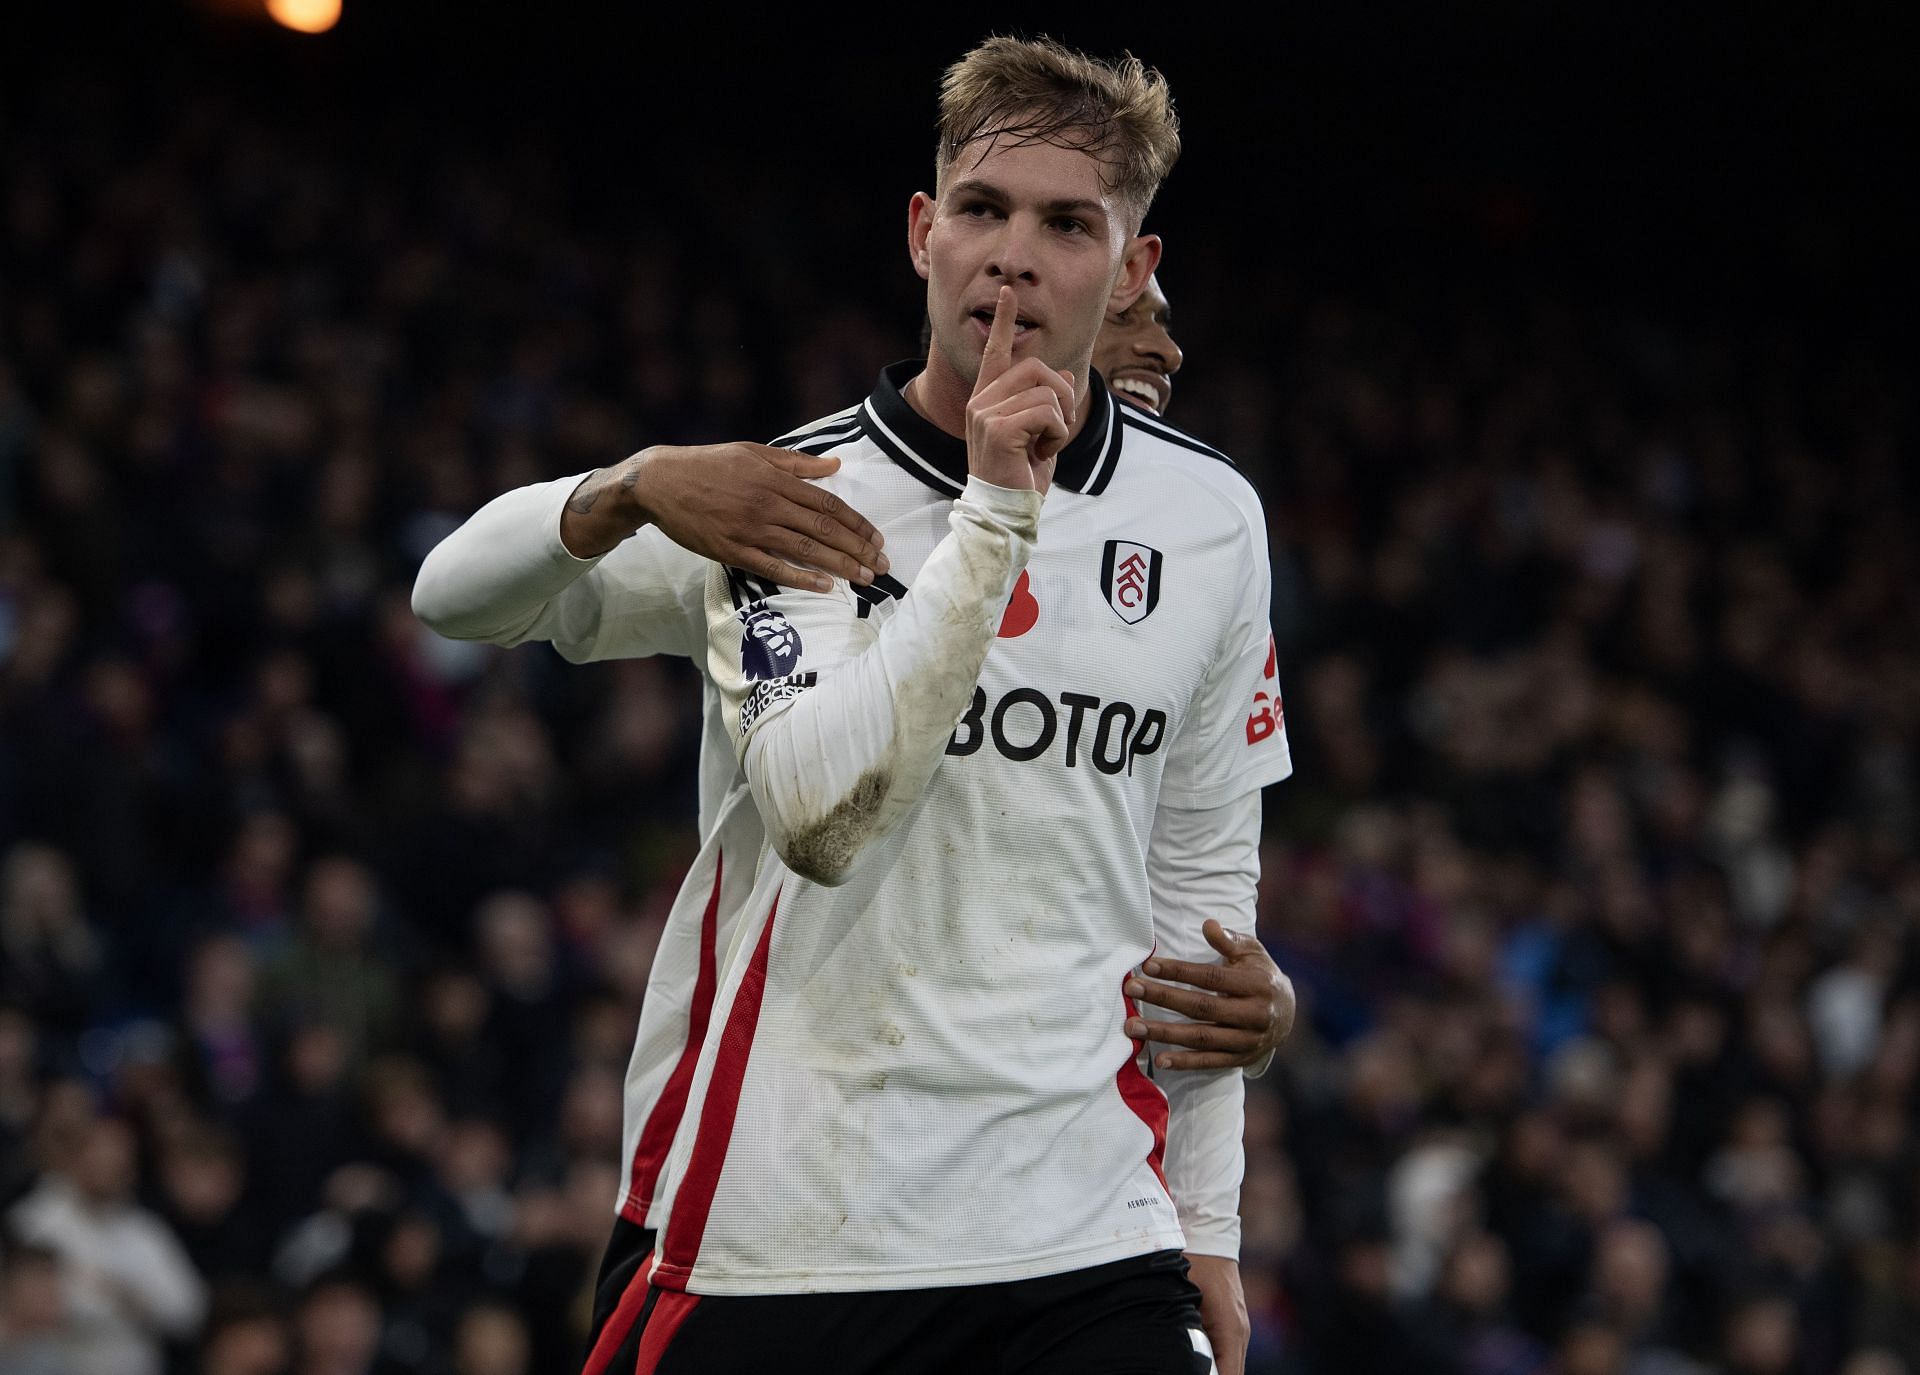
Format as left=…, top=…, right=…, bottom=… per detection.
left=908, top=192, right=936, bottom=281
left=1107, top=233, right=1162, bottom=314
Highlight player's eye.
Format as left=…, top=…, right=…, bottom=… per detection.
left=960, top=201, right=1000, bottom=219
left=1051, top=217, right=1087, bottom=235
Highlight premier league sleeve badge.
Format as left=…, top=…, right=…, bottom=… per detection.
left=738, top=603, right=804, bottom=680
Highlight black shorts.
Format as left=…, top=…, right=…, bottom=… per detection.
left=613, top=1247, right=1213, bottom=1375
left=581, top=1216, right=659, bottom=1375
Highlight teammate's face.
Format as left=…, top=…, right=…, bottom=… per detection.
left=1093, top=274, right=1183, bottom=417
left=908, top=133, right=1160, bottom=391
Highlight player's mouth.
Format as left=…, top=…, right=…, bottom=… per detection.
left=1106, top=368, right=1171, bottom=416
left=969, top=306, right=1039, bottom=340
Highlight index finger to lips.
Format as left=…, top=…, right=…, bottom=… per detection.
left=974, top=285, right=1017, bottom=396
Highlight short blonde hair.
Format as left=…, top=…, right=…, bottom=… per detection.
left=936, top=35, right=1181, bottom=226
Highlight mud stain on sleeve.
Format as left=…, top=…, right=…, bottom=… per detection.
left=783, top=767, right=890, bottom=884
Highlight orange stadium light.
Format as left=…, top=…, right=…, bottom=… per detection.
left=266, top=0, right=341, bottom=34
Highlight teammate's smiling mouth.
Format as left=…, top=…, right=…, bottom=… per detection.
left=1106, top=369, right=1170, bottom=415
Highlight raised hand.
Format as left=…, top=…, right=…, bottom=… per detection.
left=964, top=285, right=1075, bottom=496
left=561, top=444, right=888, bottom=593
left=1124, top=920, right=1297, bottom=1072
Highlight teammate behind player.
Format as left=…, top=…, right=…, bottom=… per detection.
left=1094, top=272, right=1181, bottom=417
left=633, top=36, right=1290, bottom=1374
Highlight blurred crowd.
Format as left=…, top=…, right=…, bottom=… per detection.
left=2, top=57, right=1917, bottom=1375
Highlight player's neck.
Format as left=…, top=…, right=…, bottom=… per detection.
left=903, top=348, right=1092, bottom=445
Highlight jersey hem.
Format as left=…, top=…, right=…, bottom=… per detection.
left=661, top=1227, right=1190, bottom=1296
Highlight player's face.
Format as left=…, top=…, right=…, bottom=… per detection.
left=909, top=132, right=1160, bottom=390
left=1093, top=274, right=1182, bottom=417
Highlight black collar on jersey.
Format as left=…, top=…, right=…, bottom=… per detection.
left=860, top=361, right=1124, bottom=499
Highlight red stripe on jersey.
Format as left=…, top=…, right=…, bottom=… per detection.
left=1116, top=975, right=1170, bottom=1193
left=622, top=855, right=725, bottom=1223
left=651, top=888, right=781, bottom=1289
left=634, top=1290, right=701, bottom=1374
left=579, top=1248, right=654, bottom=1375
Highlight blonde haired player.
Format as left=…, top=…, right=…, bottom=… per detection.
left=623, top=36, right=1291, bottom=1374
left=414, top=43, right=1291, bottom=1374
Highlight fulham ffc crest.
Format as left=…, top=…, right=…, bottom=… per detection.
left=1100, top=540, right=1163, bottom=625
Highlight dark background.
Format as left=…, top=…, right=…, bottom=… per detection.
left=2, top=5, right=1918, bottom=1375
left=12, top=2, right=1918, bottom=312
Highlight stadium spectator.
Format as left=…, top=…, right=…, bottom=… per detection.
left=155, top=1124, right=271, bottom=1286
left=196, top=1286, right=292, bottom=1375
left=260, top=859, right=401, bottom=1071
left=5, top=1118, right=206, bottom=1375
left=449, top=1303, right=531, bottom=1375
left=0, top=1242, right=84, bottom=1375
left=0, top=846, right=99, bottom=1038
left=289, top=1275, right=387, bottom=1375
left=177, top=933, right=268, bottom=1110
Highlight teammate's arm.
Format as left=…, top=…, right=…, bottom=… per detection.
left=1139, top=793, right=1259, bottom=1375
left=1139, top=486, right=1294, bottom=1375
left=706, top=290, right=1072, bottom=886
left=412, top=443, right=885, bottom=660
left=559, top=443, right=887, bottom=591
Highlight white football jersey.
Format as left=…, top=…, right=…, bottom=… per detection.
left=646, top=366, right=1292, bottom=1296
left=408, top=375, right=1291, bottom=1261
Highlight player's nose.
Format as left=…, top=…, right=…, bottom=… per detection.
left=985, top=216, right=1042, bottom=285
left=1139, top=323, right=1183, bottom=375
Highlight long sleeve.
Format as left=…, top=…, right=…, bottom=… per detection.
left=1144, top=475, right=1292, bottom=1259
left=1146, top=790, right=1260, bottom=1259
left=706, top=475, right=1041, bottom=886
left=411, top=474, right=703, bottom=662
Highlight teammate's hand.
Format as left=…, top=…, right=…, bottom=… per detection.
left=1186, top=1253, right=1249, bottom=1375
left=561, top=443, right=887, bottom=593
left=965, top=285, right=1074, bottom=496
left=1124, top=920, right=1296, bottom=1071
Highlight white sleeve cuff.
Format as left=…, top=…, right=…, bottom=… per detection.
left=959, top=474, right=1044, bottom=537
left=548, top=472, right=614, bottom=566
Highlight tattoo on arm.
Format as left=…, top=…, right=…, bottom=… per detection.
left=567, top=470, right=605, bottom=516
